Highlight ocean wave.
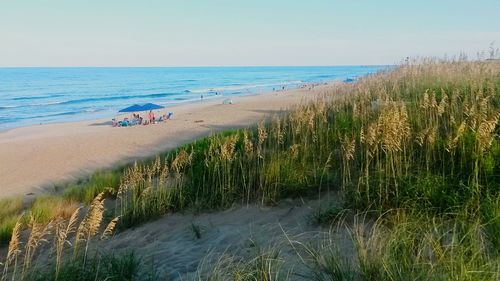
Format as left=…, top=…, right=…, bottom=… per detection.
left=28, top=108, right=106, bottom=119
left=188, top=80, right=304, bottom=93
left=10, top=93, right=66, bottom=101
left=58, top=92, right=179, bottom=105
left=0, top=105, right=17, bottom=110
left=1, top=92, right=182, bottom=109
left=0, top=101, right=67, bottom=110
left=313, top=75, right=336, bottom=79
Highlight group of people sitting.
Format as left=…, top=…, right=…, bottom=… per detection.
left=112, top=110, right=173, bottom=127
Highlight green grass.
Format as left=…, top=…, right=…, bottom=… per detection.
left=0, top=197, right=23, bottom=245
left=0, top=215, right=21, bottom=246
left=27, top=252, right=145, bottom=281
left=63, top=170, right=121, bottom=204
left=310, top=204, right=347, bottom=226
left=352, top=209, right=499, bottom=281
left=25, top=195, right=78, bottom=224
left=195, top=247, right=289, bottom=281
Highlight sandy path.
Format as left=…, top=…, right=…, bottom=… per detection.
left=0, top=84, right=335, bottom=199
left=100, top=198, right=353, bottom=280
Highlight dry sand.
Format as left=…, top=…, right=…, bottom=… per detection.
left=0, top=84, right=336, bottom=199
left=100, top=198, right=353, bottom=280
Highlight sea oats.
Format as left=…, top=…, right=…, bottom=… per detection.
left=23, top=217, right=52, bottom=276
left=477, top=115, right=498, bottom=153
left=243, top=131, right=254, bottom=156
left=438, top=92, right=448, bottom=116
left=172, top=149, right=191, bottom=174
left=3, top=219, right=22, bottom=281
left=6, top=220, right=22, bottom=264
left=220, top=135, right=238, bottom=161
left=341, top=135, right=356, bottom=161
left=257, top=121, right=267, bottom=146
left=101, top=217, right=119, bottom=240
left=76, top=193, right=105, bottom=247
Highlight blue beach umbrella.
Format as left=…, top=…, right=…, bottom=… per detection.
left=118, top=104, right=144, bottom=113
left=141, top=103, right=165, bottom=111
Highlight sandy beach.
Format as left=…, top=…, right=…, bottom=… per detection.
left=0, top=84, right=335, bottom=199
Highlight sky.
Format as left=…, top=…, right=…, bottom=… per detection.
left=0, top=0, right=499, bottom=66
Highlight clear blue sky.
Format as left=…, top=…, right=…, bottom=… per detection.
left=1, top=0, right=499, bottom=66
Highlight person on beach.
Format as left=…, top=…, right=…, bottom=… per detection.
left=131, top=114, right=140, bottom=125
left=148, top=110, right=155, bottom=124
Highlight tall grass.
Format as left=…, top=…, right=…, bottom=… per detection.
left=63, top=171, right=121, bottom=204
left=194, top=246, right=290, bottom=281
left=28, top=252, right=141, bottom=281
left=292, top=208, right=500, bottom=281
left=0, top=193, right=127, bottom=281
left=26, top=195, right=79, bottom=224
left=0, top=198, right=23, bottom=245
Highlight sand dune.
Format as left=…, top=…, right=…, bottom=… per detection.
left=0, top=84, right=336, bottom=199
left=100, top=198, right=353, bottom=280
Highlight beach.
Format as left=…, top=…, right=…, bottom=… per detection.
left=0, top=83, right=335, bottom=199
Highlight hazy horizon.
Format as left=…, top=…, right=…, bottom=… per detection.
left=1, top=0, right=499, bottom=67
left=0, top=64, right=392, bottom=68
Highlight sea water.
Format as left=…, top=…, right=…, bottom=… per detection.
left=0, top=66, right=387, bottom=131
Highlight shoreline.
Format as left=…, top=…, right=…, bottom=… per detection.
left=0, top=82, right=325, bottom=134
left=0, top=82, right=338, bottom=199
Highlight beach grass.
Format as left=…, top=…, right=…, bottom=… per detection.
left=27, top=252, right=141, bottom=281
left=0, top=58, right=499, bottom=280
left=25, top=195, right=79, bottom=224
left=62, top=170, right=121, bottom=204
left=0, top=197, right=23, bottom=245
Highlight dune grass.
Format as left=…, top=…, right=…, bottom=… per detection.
left=0, top=192, right=127, bottom=281
left=292, top=209, right=500, bottom=281
left=0, top=58, right=499, bottom=280
left=25, top=195, right=79, bottom=224
left=194, top=246, right=290, bottom=281
left=0, top=197, right=23, bottom=245
left=27, top=252, right=142, bottom=281
left=62, top=170, right=121, bottom=204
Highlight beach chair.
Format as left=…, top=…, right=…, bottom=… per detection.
left=121, top=118, right=130, bottom=127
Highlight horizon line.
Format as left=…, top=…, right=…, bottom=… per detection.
left=0, top=64, right=394, bottom=68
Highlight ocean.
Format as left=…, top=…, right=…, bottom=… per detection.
left=0, top=66, right=387, bottom=131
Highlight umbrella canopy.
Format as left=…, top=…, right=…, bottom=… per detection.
left=118, top=104, right=144, bottom=113
left=118, top=103, right=165, bottom=113
left=141, top=103, right=165, bottom=111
